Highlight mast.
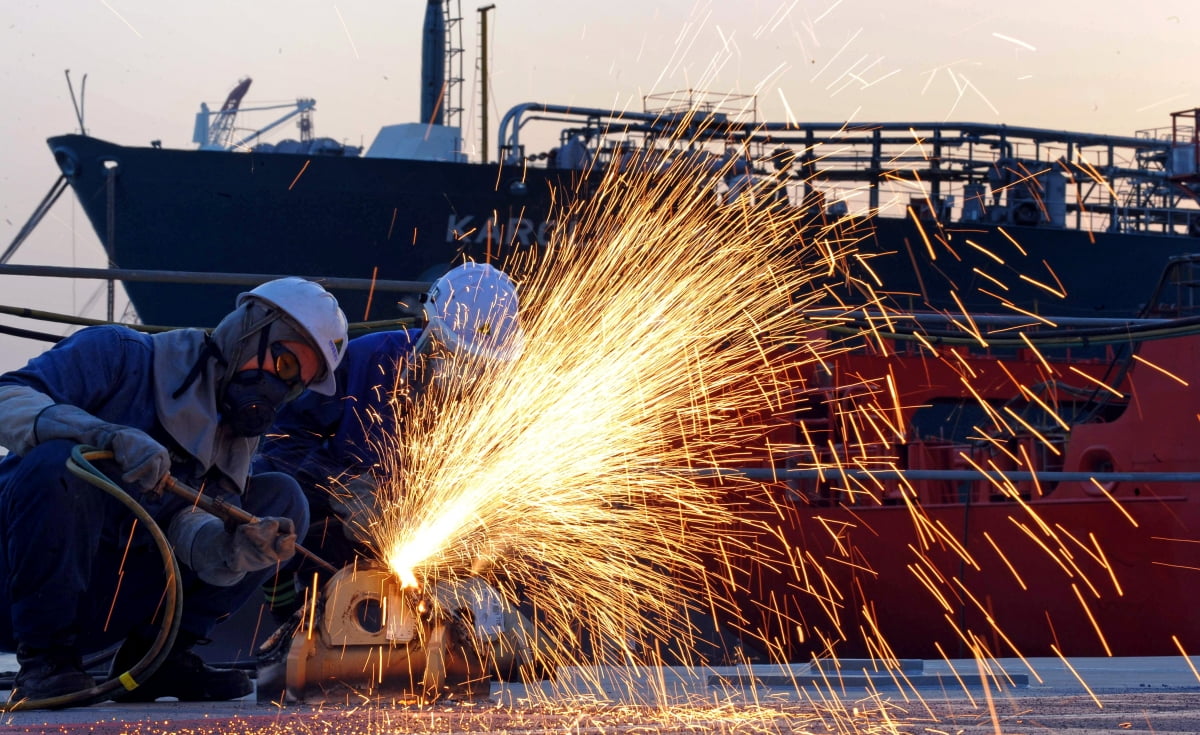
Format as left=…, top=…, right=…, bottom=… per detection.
left=420, top=0, right=446, bottom=125
left=478, top=4, right=495, bottom=163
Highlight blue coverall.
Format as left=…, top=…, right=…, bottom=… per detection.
left=0, top=326, right=309, bottom=653
left=253, top=329, right=418, bottom=570
left=254, top=329, right=420, bottom=514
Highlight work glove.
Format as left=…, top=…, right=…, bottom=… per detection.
left=229, top=517, right=298, bottom=570
left=328, top=474, right=380, bottom=546
left=34, top=403, right=171, bottom=492
left=103, top=427, right=173, bottom=492
left=170, top=510, right=297, bottom=587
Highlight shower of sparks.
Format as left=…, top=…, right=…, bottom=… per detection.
left=366, top=118, right=855, bottom=676
left=279, top=86, right=1200, bottom=731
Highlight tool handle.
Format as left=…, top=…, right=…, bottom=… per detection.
left=162, top=475, right=339, bottom=573
left=289, top=545, right=339, bottom=574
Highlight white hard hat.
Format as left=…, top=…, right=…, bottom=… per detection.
left=422, top=263, right=523, bottom=362
left=239, top=277, right=349, bottom=395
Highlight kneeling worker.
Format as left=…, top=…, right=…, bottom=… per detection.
left=0, top=277, right=348, bottom=704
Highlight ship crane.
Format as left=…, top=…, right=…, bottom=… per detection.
left=192, top=77, right=317, bottom=152
left=193, top=77, right=251, bottom=150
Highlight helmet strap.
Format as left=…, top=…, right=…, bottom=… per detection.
left=254, top=322, right=273, bottom=369
left=171, top=333, right=230, bottom=399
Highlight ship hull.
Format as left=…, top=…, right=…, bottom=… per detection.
left=49, top=134, right=573, bottom=326
left=723, top=490, right=1200, bottom=659
left=48, top=134, right=1200, bottom=327
left=714, top=327, right=1200, bottom=661
left=853, top=218, right=1197, bottom=318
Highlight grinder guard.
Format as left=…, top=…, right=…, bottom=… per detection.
left=256, top=564, right=540, bottom=704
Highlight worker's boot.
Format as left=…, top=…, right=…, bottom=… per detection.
left=13, top=644, right=96, bottom=702
left=109, top=632, right=252, bottom=702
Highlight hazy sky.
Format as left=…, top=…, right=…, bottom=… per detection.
left=1, top=0, right=1197, bottom=374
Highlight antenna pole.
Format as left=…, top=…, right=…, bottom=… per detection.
left=478, top=4, right=496, bottom=163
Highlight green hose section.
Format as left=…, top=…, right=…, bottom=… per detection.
left=1, top=446, right=183, bottom=711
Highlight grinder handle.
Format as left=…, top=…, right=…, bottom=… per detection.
left=162, top=475, right=338, bottom=574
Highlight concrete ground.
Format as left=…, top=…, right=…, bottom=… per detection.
left=0, top=654, right=1195, bottom=733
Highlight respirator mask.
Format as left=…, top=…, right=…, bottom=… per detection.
left=221, top=336, right=306, bottom=437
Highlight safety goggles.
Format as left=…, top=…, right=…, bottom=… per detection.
left=269, top=341, right=305, bottom=385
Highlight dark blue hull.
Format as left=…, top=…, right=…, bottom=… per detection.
left=853, top=217, right=1198, bottom=318
left=48, top=133, right=1200, bottom=326
left=49, top=134, right=572, bottom=327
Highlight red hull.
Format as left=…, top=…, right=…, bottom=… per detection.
left=718, top=312, right=1200, bottom=660
left=724, top=491, right=1200, bottom=659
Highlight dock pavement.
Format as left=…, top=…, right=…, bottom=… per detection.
left=0, top=653, right=1195, bottom=733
